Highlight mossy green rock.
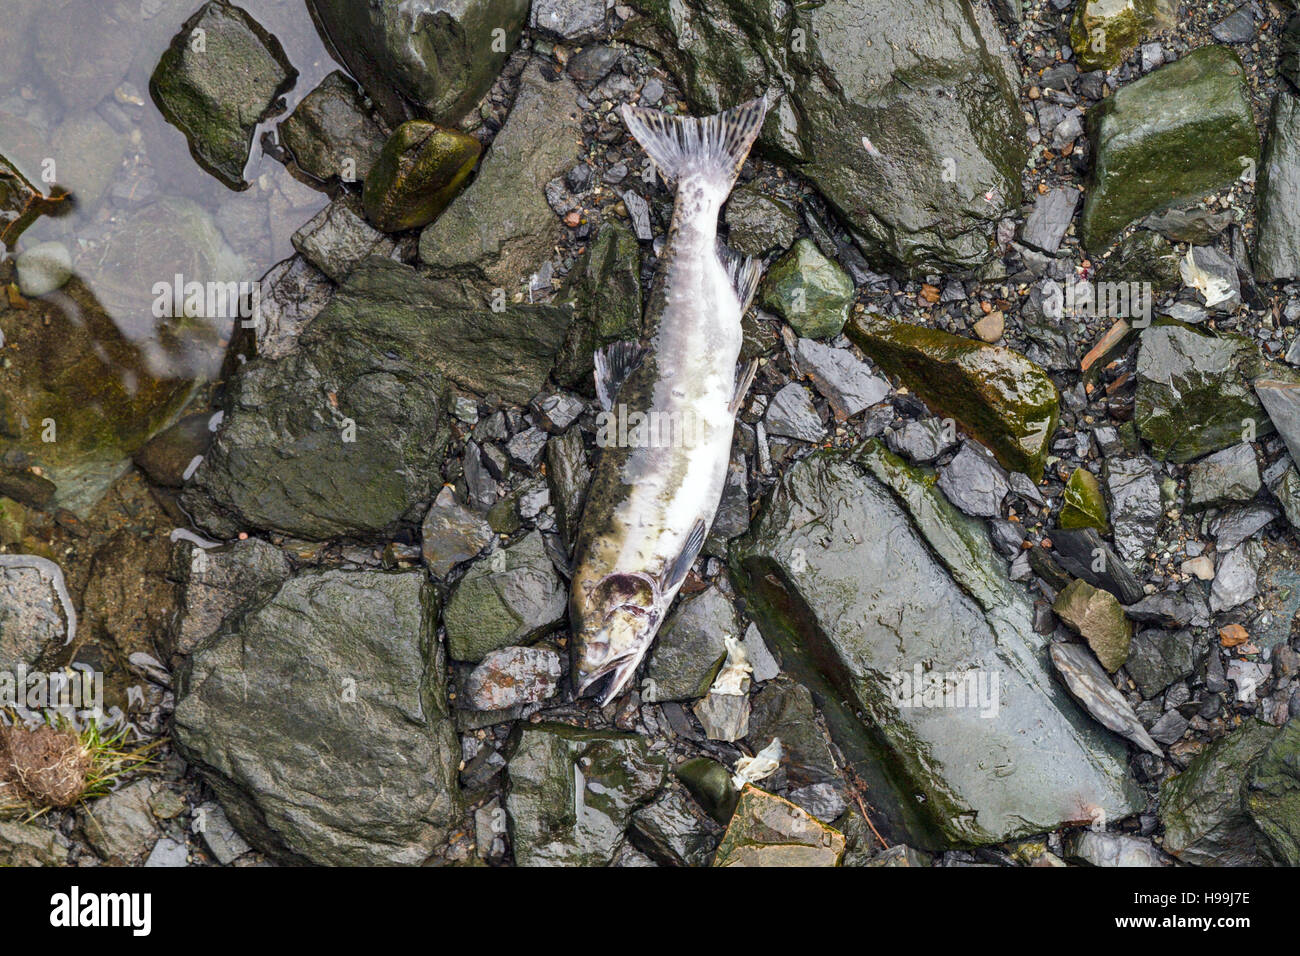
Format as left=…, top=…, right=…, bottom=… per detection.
left=1060, top=467, right=1110, bottom=531
left=760, top=239, right=854, bottom=340
left=674, top=757, right=740, bottom=825
left=150, top=2, right=297, bottom=190
left=1052, top=579, right=1131, bottom=673
left=1245, top=718, right=1300, bottom=865
left=363, top=121, right=481, bottom=233
left=1082, top=46, right=1258, bottom=251
left=307, top=0, right=529, bottom=125
left=846, top=317, right=1059, bottom=480
left=729, top=440, right=1142, bottom=849
left=505, top=723, right=667, bottom=866
left=1135, top=324, right=1300, bottom=463
left=626, top=0, right=1026, bottom=275
left=174, top=569, right=462, bottom=865
left=713, top=786, right=845, bottom=866
left=279, top=71, right=387, bottom=186
left=1069, top=0, right=1174, bottom=72
left=1160, top=719, right=1278, bottom=866
left=553, top=220, right=644, bottom=390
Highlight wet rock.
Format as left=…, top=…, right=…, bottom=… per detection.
left=0, top=555, right=76, bottom=668
left=886, top=418, right=958, bottom=464
left=462, top=645, right=564, bottom=710
left=174, top=569, right=462, bottom=865
left=694, top=689, right=750, bottom=743
left=291, top=196, right=395, bottom=283
left=363, top=121, right=482, bottom=233
left=858, top=844, right=933, bottom=867
left=1065, top=830, right=1173, bottom=867
left=724, top=185, right=801, bottom=258
left=745, top=680, right=840, bottom=788
left=743, top=624, right=781, bottom=683
left=1245, top=718, right=1300, bottom=865
left=505, top=722, right=667, bottom=866
left=1210, top=540, right=1263, bottom=613
left=1284, top=13, right=1300, bottom=92
left=630, top=0, right=1027, bottom=275
left=760, top=239, right=854, bottom=340
left=248, top=255, right=333, bottom=361
left=168, top=537, right=291, bottom=657
left=149, top=2, right=297, bottom=190
left=421, top=486, right=494, bottom=579
left=629, top=783, right=724, bottom=866
left=789, top=783, right=848, bottom=823
left=306, top=0, right=529, bottom=125
left=506, top=427, right=548, bottom=469
left=566, top=45, right=622, bottom=88
left=1104, top=456, right=1162, bottom=564
left=1050, top=529, right=1145, bottom=605
left=546, top=429, right=591, bottom=551
left=1255, top=379, right=1300, bottom=466
left=1254, top=95, right=1300, bottom=281
left=1209, top=503, right=1278, bottom=550
left=553, top=221, right=643, bottom=390
left=1053, top=579, right=1132, bottom=673
left=1049, top=642, right=1160, bottom=756
left=1160, top=719, right=1277, bottom=866
left=674, top=757, right=740, bottom=825
left=764, top=383, right=825, bottom=443
left=1126, top=589, right=1211, bottom=629
left=194, top=801, right=251, bottom=865
left=937, top=442, right=1009, bottom=518
left=1136, top=325, right=1293, bottom=463
left=1149, top=709, right=1188, bottom=745
left=1126, top=628, right=1198, bottom=699
left=0, top=820, right=66, bottom=867
left=1181, top=245, right=1240, bottom=312
left=1020, top=187, right=1079, bottom=255
left=133, top=413, right=214, bottom=488
left=32, top=0, right=135, bottom=112
left=643, top=587, right=737, bottom=702
left=1187, top=443, right=1260, bottom=511
left=1099, top=229, right=1182, bottom=294
left=1069, top=0, right=1174, bottom=71
left=420, top=61, right=582, bottom=301
left=1060, top=467, right=1109, bottom=532
left=1081, top=46, right=1258, bottom=250
left=444, top=530, right=567, bottom=661
left=1211, top=6, right=1256, bottom=44
left=80, top=780, right=158, bottom=863
left=713, top=786, right=845, bottom=867
left=279, top=71, right=386, bottom=186
left=15, top=241, right=72, bottom=297
left=1143, top=205, right=1234, bottom=245
left=848, top=317, right=1058, bottom=479
left=731, top=442, right=1142, bottom=847
left=531, top=0, right=608, bottom=41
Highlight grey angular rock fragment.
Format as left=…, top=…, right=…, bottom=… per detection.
left=167, top=537, right=291, bottom=656
left=887, top=418, right=958, bottom=464
left=291, top=198, right=395, bottom=283
left=195, top=801, right=251, bottom=865
left=422, top=486, right=495, bottom=579
left=643, top=588, right=738, bottom=703
left=0, top=555, right=75, bottom=669
left=1255, top=93, right=1300, bottom=281
left=1210, top=540, right=1264, bottom=613
left=462, top=645, right=563, bottom=710
left=764, top=383, right=825, bottom=443
left=1020, top=187, right=1078, bottom=254
left=937, top=442, right=1009, bottom=518
left=793, top=338, right=890, bottom=420
left=1105, top=456, right=1162, bottom=565
left=1125, top=628, right=1199, bottom=699
left=1049, top=642, right=1162, bottom=756
left=1187, top=443, right=1260, bottom=511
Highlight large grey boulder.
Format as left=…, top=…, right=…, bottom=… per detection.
left=730, top=441, right=1143, bottom=849
left=1255, top=93, right=1300, bottom=281
left=174, top=569, right=463, bottom=866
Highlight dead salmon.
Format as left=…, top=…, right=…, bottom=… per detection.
left=570, top=96, right=768, bottom=704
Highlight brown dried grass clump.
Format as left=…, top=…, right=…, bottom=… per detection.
left=0, top=723, right=92, bottom=809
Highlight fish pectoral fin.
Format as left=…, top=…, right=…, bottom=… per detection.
left=594, top=340, right=646, bottom=412
left=729, top=358, right=759, bottom=417
left=660, top=518, right=708, bottom=594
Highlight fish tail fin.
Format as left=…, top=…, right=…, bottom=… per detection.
left=620, top=95, right=768, bottom=192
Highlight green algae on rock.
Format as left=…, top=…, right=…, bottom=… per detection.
left=363, top=120, right=482, bottom=233
left=1245, top=718, right=1300, bottom=865
left=1069, top=0, right=1175, bottom=72
left=1060, top=467, right=1110, bottom=532
left=1081, top=45, right=1258, bottom=251
left=759, top=238, right=854, bottom=340
left=1052, top=579, right=1132, bottom=673
left=278, top=71, right=387, bottom=186
left=713, top=786, right=845, bottom=866
left=149, top=1, right=297, bottom=190
left=846, top=316, right=1058, bottom=479
left=729, top=440, right=1143, bottom=849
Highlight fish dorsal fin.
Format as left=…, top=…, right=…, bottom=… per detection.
left=660, top=518, right=707, bottom=594
left=620, top=96, right=768, bottom=192
left=717, top=242, right=763, bottom=314
left=594, top=340, right=645, bottom=411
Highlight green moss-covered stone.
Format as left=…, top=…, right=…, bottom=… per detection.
left=363, top=121, right=481, bottom=233
left=760, top=239, right=854, bottom=340
left=846, top=316, right=1059, bottom=479
left=674, top=757, right=740, bottom=825
left=1060, top=467, right=1110, bottom=531
left=713, top=786, right=845, bottom=866
left=1082, top=46, right=1259, bottom=251
left=1053, top=579, right=1131, bottom=673
left=553, top=221, right=644, bottom=391
left=724, top=184, right=801, bottom=258
left=1070, top=0, right=1174, bottom=72
left=279, top=71, right=387, bottom=186
left=1246, top=718, right=1300, bottom=865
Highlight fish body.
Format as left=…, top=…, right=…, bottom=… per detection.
left=570, top=97, right=768, bottom=703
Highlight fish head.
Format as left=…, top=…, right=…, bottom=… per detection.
left=571, top=572, right=664, bottom=705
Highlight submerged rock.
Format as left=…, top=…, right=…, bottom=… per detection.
left=306, top=0, right=530, bottom=125
left=506, top=723, right=667, bottom=866
left=849, top=317, right=1058, bottom=479
left=150, top=2, right=297, bottom=190
left=730, top=441, right=1142, bottom=848
left=628, top=0, right=1027, bottom=275
left=174, top=569, right=462, bottom=865
left=1254, top=93, right=1300, bottom=281
left=713, top=786, right=845, bottom=867
left=1081, top=46, right=1258, bottom=250
left=363, top=121, right=482, bottom=233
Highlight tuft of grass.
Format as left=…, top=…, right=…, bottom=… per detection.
left=0, top=712, right=161, bottom=821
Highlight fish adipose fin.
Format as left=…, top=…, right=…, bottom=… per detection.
left=594, top=340, right=645, bottom=411
left=620, top=96, right=768, bottom=192
left=660, top=518, right=707, bottom=594
left=717, top=243, right=763, bottom=314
